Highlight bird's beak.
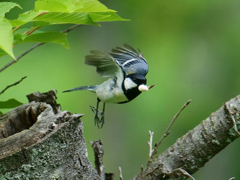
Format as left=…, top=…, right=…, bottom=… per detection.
left=138, top=84, right=149, bottom=92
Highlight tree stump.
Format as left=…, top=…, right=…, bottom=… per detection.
left=0, top=90, right=101, bottom=179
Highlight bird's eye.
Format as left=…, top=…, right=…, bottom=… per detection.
left=132, top=78, right=137, bottom=83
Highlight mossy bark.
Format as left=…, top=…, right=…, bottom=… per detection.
left=0, top=90, right=101, bottom=180
left=1, top=90, right=240, bottom=180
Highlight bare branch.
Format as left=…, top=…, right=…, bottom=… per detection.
left=90, top=140, right=105, bottom=179
left=0, top=76, right=27, bottom=95
left=148, top=84, right=155, bottom=90
left=134, top=95, right=240, bottom=180
left=0, top=24, right=82, bottom=73
left=173, top=168, right=196, bottom=180
left=61, top=24, right=82, bottom=33
left=140, top=165, right=144, bottom=178
left=119, top=167, right=123, bottom=180
left=148, top=99, right=191, bottom=164
left=148, top=130, right=154, bottom=159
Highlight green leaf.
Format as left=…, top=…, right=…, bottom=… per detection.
left=35, top=0, right=84, bottom=13
left=59, top=0, right=84, bottom=13
left=15, top=31, right=69, bottom=48
left=9, top=10, right=42, bottom=27
left=14, top=33, right=27, bottom=42
left=13, top=28, right=28, bottom=42
left=89, top=12, right=128, bottom=22
left=0, top=111, right=3, bottom=115
left=0, top=49, right=7, bottom=57
left=32, top=21, right=51, bottom=27
left=35, top=1, right=69, bottom=13
left=0, top=99, right=23, bottom=109
left=34, top=0, right=115, bottom=13
left=14, top=33, right=27, bottom=41
left=0, top=17, right=15, bottom=59
left=0, top=2, right=22, bottom=17
left=34, top=12, right=98, bottom=25
left=9, top=1, right=126, bottom=28
left=76, top=0, right=116, bottom=12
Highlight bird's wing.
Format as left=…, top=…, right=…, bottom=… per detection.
left=85, top=49, right=122, bottom=77
left=85, top=44, right=148, bottom=77
left=110, top=44, right=148, bottom=76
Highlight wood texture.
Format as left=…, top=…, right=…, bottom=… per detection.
left=0, top=90, right=101, bottom=179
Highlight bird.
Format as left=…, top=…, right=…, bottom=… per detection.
left=63, top=44, right=154, bottom=128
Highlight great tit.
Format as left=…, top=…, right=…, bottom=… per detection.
left=63, top=44, right=154, bottom=128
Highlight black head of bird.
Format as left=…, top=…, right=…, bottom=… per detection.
left=63, top=44, right=154, bottom=128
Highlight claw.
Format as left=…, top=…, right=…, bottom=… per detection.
left=90, top=106, right=104, bottom=128
left=90, top=99, right=105, bottom=128
left=94, top=115, right=100, bottom=127
left=100, top=113, right=104, bottom=128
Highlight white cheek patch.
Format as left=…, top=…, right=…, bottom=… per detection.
left=124, top=78, right=137, bottom=90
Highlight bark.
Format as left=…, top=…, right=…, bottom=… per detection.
left=1, top=90, right=240, bottom=180
left=0, top=90, right=102, bottom=179
left=133, top=95, right=240, bottom=180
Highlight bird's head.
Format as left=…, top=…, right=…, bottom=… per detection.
left=123, top=73, right=155, bottom=102
left=124, top=73, right=148, bottom=92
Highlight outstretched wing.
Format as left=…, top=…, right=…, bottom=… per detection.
left=110, top=44, right=148, bottom=77
left=85, top=44, right=148, bottom=77
left=85, top=49, right=121, bottom=77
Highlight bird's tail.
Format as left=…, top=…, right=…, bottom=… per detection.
left=63, top=85, right=97, bottom=93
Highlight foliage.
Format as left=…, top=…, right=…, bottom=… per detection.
left=0, top=0, right=126, bottom=113
left=0, top=0, right=126, bottom=59
left=0, top=99, right=23, bottom=109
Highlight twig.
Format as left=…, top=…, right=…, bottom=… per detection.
left=61, top=24, right=82, bottom=33
left=140, top=165, right=144, bottom=178
left=148, top=99, right=191, bottom=164
left=148, top=130, right=154, bottom=159
left=0, top=76, right=27, bottom=95
left=224, top=103, right=240, bottom=136
left=0, top=24, right=82, bottom=73
left=119, top=167, right=123, bottom=180
left=89, top=140, right=105, bottom=179
left=25, top=26, right=42, bottom=36
left=0, top=42, right=45, bottom=72
left=173, top=168, right=195, bottom=180
left=148, top=84, right=155, bottom=89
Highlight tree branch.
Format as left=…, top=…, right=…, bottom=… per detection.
left=0, top=76, right=27, bottom=95
left=119, top=167, right=123, bottom=180
left=148, top=100, right=191, bottom=164
left=133, top=95, right=240, bottom=180
left=0, top=24, right=82, bottom=73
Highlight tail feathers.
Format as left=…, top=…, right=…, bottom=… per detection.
left=63, top=85, right=97, bottom=93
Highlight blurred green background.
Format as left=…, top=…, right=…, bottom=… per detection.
left=1, top=0, right=240, bottom=179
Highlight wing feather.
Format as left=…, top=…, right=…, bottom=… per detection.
left=110, top=44, right=148, bottom=76
left=85, top=50, right=120, bottom=77
left=85, top=44, right=148, bottom=77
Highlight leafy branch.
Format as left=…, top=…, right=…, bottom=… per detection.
left=0, top=0, right=127, bottom=60
left=0, top=0, right=127, bottom=111
left=0, top=24, right=81, bottom=73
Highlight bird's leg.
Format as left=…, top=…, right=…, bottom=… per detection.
left=90, top=98, right=106, bottom=128
left=91, top=98, right=101, bottom=127
left=99, top=102, right=105, bottom=128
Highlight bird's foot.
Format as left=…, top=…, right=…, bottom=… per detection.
left=90, top=106, right=104, bottom=128
left=99, top=112, right=104, bottom=128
